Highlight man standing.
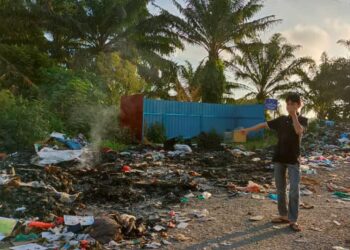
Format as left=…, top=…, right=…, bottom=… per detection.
left=240, top=93, right=307, bottom=231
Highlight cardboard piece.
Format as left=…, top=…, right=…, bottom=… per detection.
left=233, top=130, right=247, bottom=143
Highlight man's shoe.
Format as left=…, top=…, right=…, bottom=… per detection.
left=271, top=216, right=289, bottom=224
left=289, top=222, right=302, bottom=232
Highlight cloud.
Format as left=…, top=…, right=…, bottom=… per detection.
left=282, top=24, right=331, bottom=61
left=324, top=18, right=350, bottom=41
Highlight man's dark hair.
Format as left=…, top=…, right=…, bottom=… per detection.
left=285, top=92, right=301, bottom=105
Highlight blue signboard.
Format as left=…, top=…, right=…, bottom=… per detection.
left=264, top=98, right=278, bottom=110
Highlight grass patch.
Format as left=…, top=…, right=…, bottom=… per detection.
left=100, top=140, right=129, bottom=151
left=230, top=130, right=277, bottom=151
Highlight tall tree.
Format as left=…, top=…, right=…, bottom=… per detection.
left=37, top=0, right=183, bottom=68
left=337, top=39, right=350, bottom=51
left=96, top=52, right=146, bottom=104
left=171, top=0, right=278, bottom=103
left=0, top=0, right=52, bottom=95
left=175, top=60, right=203, bottom=102
left=306, top=54, right=350, bottom=120
left=231, top=33, right=314, bottom=103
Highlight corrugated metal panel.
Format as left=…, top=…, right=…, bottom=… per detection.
left=120, top=95, right=143, bottom=141
left=143, top=98, right=265, bottom=139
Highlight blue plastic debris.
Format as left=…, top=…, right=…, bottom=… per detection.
left=324, top=120, right=335, bottom=127
left=268, top=193, right=278, bottom=201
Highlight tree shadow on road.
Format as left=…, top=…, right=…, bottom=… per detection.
left=185, top=222, right=294, bottom=250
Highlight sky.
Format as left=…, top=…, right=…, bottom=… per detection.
left=150, top=0, right=350, bottom=66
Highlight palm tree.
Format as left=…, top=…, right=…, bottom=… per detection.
left=36, top=0, right=183, bottom=67
left=231, top=33, right=315, bottom=103
left=337, top=39, right=350, bottom=50
left=175, top=60, right=203, bottom=102
left=170, top=0, right=278, bottom=103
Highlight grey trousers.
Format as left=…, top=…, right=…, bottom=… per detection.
left=274, top=162, right=301, bottom=222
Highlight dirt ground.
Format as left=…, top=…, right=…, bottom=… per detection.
left=166, top=163, right=350, bottom=250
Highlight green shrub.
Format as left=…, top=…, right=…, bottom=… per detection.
left=0, top=90, right=50, bottom=151
left=197, top=130, right=222, bottom=150
left=146, top=122, right=166, bottom=143
left=39, top=67, right=107, bottom=134
left=307, top=119, right=320, bottom=133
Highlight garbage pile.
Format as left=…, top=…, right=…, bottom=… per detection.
left=299, top=121, right=350, bottom=199
left=0, top=121, right=349, bottom=249
left=31, top=132, right=89, bottom=167
left=0, top=131, right=274, bottom=248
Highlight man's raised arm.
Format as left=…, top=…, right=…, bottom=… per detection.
left=239, top=122, right=269, bottom=135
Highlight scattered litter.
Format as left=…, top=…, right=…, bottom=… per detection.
left=64, top=215, right=94, bottom=226
left=161, top=239, right=172, bottom=245
left=332, top=247, right=349, bottom=250
left=177, top=222, right=189, bottom=229
left=249, top=215, right=264, bottom=221
left=34, top=147, right=83, bottom=166
left=15, top=207, right=26, bottom=212
left=184, top=192, right=195, bottom=198
left=191, top=209, right=209, bottom=218
left=252, top=194, right=265, bottom=200
left=28, top=221, right=54, bottom=230
left=310, top=226, right=323, bottom=232
left=168, top=144, right=192, bottom=156
left=121, top=165, right=132, bottom=173
left=229, top=181, right=263, bottom=193
left=198, top=191, right=212, bottom=200
left=0, top=217, right=17, bottom=237
left=231, top=149, right=255, bottom=157
left=153, top=225, right=166, bottom=232
left=300, top=202, right=314, bottom=209
left=10, top=244, right=48, bottom=250
left=333, top=220, right=341, bottom=226
left=14, top=233, right=39, bottom=242
left=175, top=234, right=191, bottom=241
left=333, top=192, right=350, bottom=201
left=41, top=232, right=61, bottom=242
left=145, top=242, right=162, bottom=249
left=268, top=193, right=278, bottom=201
left=300, top=189, right=313, bottom=196
left=0, top=121, right=348, bottom=249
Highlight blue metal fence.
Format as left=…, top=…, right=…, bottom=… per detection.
left=142, top=98, right=265, bottom=139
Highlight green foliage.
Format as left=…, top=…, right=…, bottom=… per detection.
left=307, top=119, right=320, bottom=133
left=146, top=122, right=166, bottom=143
left=200, top=59, right=226, bottom=103
left=96, top=52, right=146, bottom=104
left=305, top=55, right=350, bottom=120
left=39, top=67, right=106, bottom=133
left=197, top=130, right=222, bottom=150
left=0, top=90, right=50, bottom=151
left=232, top=33, right=315, bottom=103
left=0, top=45, right=53, bottom=96
left=171, top=0, right=278, bottom=102
left=176, top=60, right=203, bottom=102
left=0, top=0, right=46, bottom=47
left=100, top=140, right=128, bottom=152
